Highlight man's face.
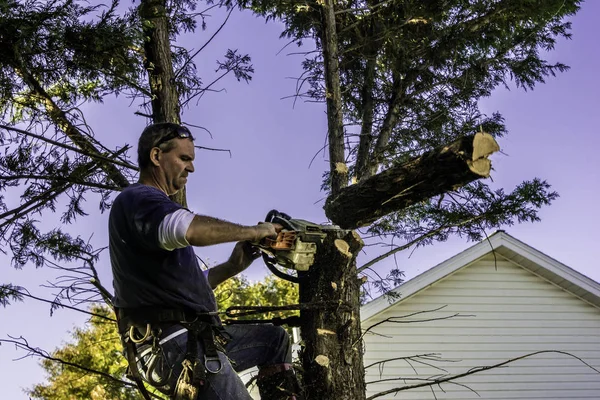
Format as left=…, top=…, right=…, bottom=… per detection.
left=157, top=138, right=195, bottom=195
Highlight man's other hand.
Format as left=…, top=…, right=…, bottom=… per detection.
left=228, top=241, right=261, bottom=272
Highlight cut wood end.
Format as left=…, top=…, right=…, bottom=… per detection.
left=335, top=162, right=349, bottom=174
left=351, top=230, right=365, bottom=246
left=317, top=328, right=336, bottom=336
left=467, top=158, right=492, bottom=177
left=315, top=354, right=330, bottom=367
left=334, top=239, right=352, bottom=258
left=472, top=132, right=500, bottom=160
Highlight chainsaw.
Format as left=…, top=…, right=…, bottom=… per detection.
left=257, top=210, right=341, bottom=283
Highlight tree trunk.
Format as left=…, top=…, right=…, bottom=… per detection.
left=299, top=230, right=366, bottom=400
left=320, top=0, right=347, bottom=196
left=325, top=132, right=500, bottom=229
left=139, top=0, right=180, bottom=124
left=138, top=0, right=187, bottom=207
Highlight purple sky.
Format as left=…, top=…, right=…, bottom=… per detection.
left=2, top=1, right=599, bottom=398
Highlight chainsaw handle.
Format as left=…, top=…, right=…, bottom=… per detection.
left=265, top=210, right=295, bottom=231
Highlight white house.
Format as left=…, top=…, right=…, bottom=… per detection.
left=361, top=231, right=600, bottom=400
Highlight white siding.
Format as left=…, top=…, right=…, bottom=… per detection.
left=363, top=255, right=600, bottom=400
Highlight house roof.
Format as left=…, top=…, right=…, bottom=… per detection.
left=361, top=231, right=600, bottom=321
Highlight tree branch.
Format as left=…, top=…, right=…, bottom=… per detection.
left=174, top=7, right=235, bottom=79
left=366, top=350, right=600, bottom=400
left=320, top=0, right=347, bottom=195
left=5, top=288, right=115, bottom=321
left=11, top=61, right=133, bottom=187
left=0, top=336, right=163, bottom=396
left=0, top=124, right=138, bottom=172
left=325, top=132, right=500, bottom=229
left=0, top=173, right=122, bottom=191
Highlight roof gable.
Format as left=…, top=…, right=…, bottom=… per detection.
left=361, top=231, right=600, bottom=321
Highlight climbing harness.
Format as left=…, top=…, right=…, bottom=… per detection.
left=116, top=307, right=226, bottom=400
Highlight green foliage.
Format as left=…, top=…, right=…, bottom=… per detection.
left=0, top=283, right=24, bottom=307
left=0, top=0, right=254, bottom=308
left=28, top=275, right=297, bottom=399
left=239, top=0, right=579, bottom=168
left=369, top=179, right=559, bottom=243
left=0, top=0, right=143, bottom=307
left=235, top=0, right=578, bottom=292
left=27, top=305, right=143, bottom=400
left=216, top=274, right=299, bottom=333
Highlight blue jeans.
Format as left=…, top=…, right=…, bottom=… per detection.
left=137, top=323, right=292, bottom=399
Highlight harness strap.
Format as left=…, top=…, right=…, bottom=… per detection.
left=116, top=307, right=225, bottom=399
left=117, top=307, right=216, bottom=330
left=122, top=329, right=153, bottom=400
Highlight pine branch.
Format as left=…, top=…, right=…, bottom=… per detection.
left=4, top=288, right=114, bottom=321
left=0, top=173, right=121, bottom=191
left=364, top=353, right=457, bottom=372
left=0, top=124, right=138, bottom=172
left=10, top=60, right=133, bottom=187
left=357, top=306, right=473, bottom=345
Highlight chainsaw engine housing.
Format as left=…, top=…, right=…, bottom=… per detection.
left=260, top=216, right=339, bottom=271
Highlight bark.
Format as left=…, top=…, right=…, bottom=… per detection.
left=355, top=1, right=381, bottom=182
left=139, top=0, right=181, bottom=124
left=299, top=230, right=366, bottom=400
left=320, top=0, right=347, bottom=196
left=354, top=42, right=378, bottom=182
left=138, top=0, right=187, bottom=207
left=364, top=70, right=404, bottom=179
left=325, top=132, right=500, bottom=229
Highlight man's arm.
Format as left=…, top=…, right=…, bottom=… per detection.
left=185, top=215, right=277, bottom=246
left=206, top=242, right=260, bottom=288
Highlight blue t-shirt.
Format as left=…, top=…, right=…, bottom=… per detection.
left=109, top=183, right=217, bottom=314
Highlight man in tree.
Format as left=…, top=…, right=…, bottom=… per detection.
left=109, top=122, right=301, bottom=400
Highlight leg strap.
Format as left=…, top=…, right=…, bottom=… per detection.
left=124, top=338, right=153, bottom=400
left=174, top=320, right=224, bottom=400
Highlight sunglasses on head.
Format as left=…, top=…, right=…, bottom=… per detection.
left=154, top=125, right=193, bottom=148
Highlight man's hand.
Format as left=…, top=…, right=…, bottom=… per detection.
left=208, top=241, right=263, bottom=288
left=254, top=222, right=283, bottom=243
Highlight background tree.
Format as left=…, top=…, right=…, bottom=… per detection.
left=229, top=0, right=579, bottom=399
left=0, top=0, right=251, bottom=311
left=0, top=0, right=251, bottom=396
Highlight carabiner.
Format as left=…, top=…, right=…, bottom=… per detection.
left=146, top=352, right=172, bottom=387
left=129, top=324, right=151, bottom=344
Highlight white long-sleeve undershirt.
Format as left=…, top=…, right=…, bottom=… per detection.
left=157, top=208, right=195, bottom=251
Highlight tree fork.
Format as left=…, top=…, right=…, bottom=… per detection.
left=299, top=230, right=366, bottom=400
left=325, top=132, right=500, bottom=229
